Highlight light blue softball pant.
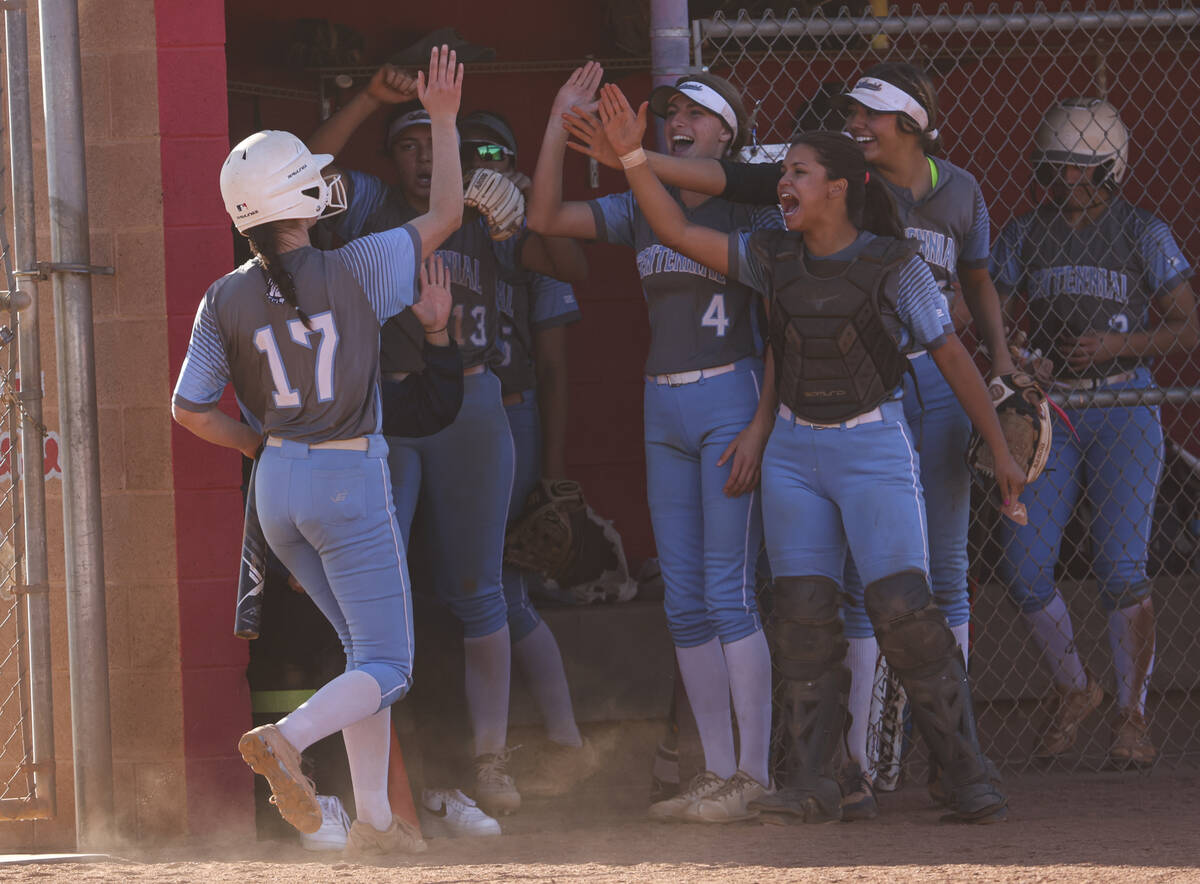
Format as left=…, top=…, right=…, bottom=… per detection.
left=501, top=390, right=544, bottom=641
left=645, top=356, right=764, bottom=648
left=842, top=352, right=971, bottom=637
left=386, top=368, right=516, bottom=638
left=256, top=434, right=414, bottom=709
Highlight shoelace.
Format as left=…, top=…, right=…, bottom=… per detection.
left=476, top=745, right=521, bottom=785
left=680, top=771, right=724, bottom=800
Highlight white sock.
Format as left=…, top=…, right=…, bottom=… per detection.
left=513, top=621, right=582, bottom=747
left=722, top=631, right=772, bottom=787
left=951, top=622, right=970, bottom=671
left=465, top=625, right=512, bottom=757
left=1107, top=598, right=1156, bottom=714
left=1022, top=592, right=1087, bottom=691
left=845, top=636, right=878, bottom=776
left=277, top=669, right=382, bottom=753
left=341, top=708, right=393, bottom=831
left=675, top=638, right=736, bottom=779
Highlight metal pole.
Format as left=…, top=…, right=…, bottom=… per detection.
left=699, top=7, right=1200, bottom=41
left=650, top=0, right=690, bottom=152
left=1047, top=386, right=1200, bottom=410
left=37, top=0, right=113, bottom=847
left=6, top=2, right=55, bottom=819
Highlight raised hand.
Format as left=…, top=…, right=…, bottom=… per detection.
left=563, top=106, right=621, bottom=169
left=416, top=45, right=464, bottom=120
left=597, top=83, right=647, bottom=157
left=552, top=61, right=604, bottom=117
left=412, top=256, right=453, bottom=333
left=366, top=63, right=418, bottom=105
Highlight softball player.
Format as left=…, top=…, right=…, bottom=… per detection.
left=594, top=82, right=1020, bottom=822
left=171, top=44, right=465, bottom=854
left=461, top=108, right=600, bottom=795
left=993, top=98, right=1198, bottom=767
left=306, top=65, right=583, bottom=817
left=530, top=64, right=781, bottom=822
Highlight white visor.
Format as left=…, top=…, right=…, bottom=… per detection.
left=841, top=77, right=935, bottom=136
left=649, top=79, right=739, bottom=140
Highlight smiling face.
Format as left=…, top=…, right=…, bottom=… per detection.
left=389, top=126, right=433, bottom=205
left=664, top=94, right=732, bottom=159
left=777, top=143, right=842, bottom=232
left=843, top=101, right=912, bottom=164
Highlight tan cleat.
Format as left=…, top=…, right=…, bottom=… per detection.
left=648, top=769, right=725, bottom=821
left=683, top=770, right=772, bottom=823
left=346, top=814, right=428, bottom=856
left=237, top=724, right=321, bottom=834
left=522, top=737, right=602, bottom=798
left=1109, top=709, right=1157, bottom=768
left=474, top=747, right=522, bottom=816
left=1037, top=676, right=1103, bottom=758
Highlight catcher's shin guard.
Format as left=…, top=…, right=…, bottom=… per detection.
left=864, top=571, right=1007, bottom=823
left=751, top=576, right=847, bottom=824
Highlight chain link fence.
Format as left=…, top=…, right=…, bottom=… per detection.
left=697, top=2, right=1200, bottom=779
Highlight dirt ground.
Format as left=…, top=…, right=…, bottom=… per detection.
left=4, top=771, right=1200, bottom=882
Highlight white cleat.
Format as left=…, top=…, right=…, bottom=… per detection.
left=299, top=794, right=351, bottom=851
left=683, top=770, right=772, bottom=823
left=419, top=788, right=502, bottom=838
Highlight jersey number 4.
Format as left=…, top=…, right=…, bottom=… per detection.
left=254, top=311, right=340, bottom=407
left=701, top=293, right=730, bottom=337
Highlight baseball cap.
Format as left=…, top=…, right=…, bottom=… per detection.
left=460, top=110, right=518, bottom=155
left=649, top=77, right=739, bottom=140
left=835, top=77, right=938, bottom=137
left=385, top=109, right=432, bottom=149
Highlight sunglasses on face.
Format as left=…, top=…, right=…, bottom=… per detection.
left=461, top=142, right=515, bottom=162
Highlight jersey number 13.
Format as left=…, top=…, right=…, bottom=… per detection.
left=253, top=310, right=340, bottom=407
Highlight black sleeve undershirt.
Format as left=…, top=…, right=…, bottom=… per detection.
left=718, top=159, right=783, bottom=207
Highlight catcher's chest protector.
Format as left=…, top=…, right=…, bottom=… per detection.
left=765, top=235, right=917, bottom=423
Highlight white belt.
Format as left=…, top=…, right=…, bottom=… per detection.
left=266, top=436, right=369, bottom=451
left=907, top=350, right=927, bottom=360
left=777, top=403, right=885, bottom=429
left=1052, top=370, right=1135, bottom=391
left=463, top=364, right=487, bottom=377
left=649, top=362, right=736, bottom=387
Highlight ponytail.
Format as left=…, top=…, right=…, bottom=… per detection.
left=245, top=222, right=312, bottom=329
left=790, top=131, right=905, bottom=239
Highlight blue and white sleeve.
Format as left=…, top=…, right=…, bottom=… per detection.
left=750, top=204, right=785, bottom=232
left=989, top=217, right=1029, bottom=297
left=896, top=255, right=952, bottom=349
left=586, top=191, right=637, bottom=247
left=330, top=170, right=389, bottom=242
left=172, top=296, right=231, bottom=411
left=727, top=230, right=772, bottom=296
left=529, top=273, right=581, bottom=330
left=1138, top=215, right=1193, bottom=296
left=337, top=224, right=422, bottom=322
left=959, top=181, right=992, bottom=268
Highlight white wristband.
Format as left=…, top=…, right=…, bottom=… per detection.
left=619, top=148, right=647, bottom=170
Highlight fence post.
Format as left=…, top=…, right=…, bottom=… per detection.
left=36, top=0, right=113, bottom=847
left=5, top=2, right=55, bottom=820
left=650, top=0, right=690, bottom=152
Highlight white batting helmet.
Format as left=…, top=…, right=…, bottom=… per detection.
left=220, top=130, right=347, bottom=233
left=1032, top=98, right=1129, bottom=188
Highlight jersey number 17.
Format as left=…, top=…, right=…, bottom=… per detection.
left=254, top=310, right=340, bottom=407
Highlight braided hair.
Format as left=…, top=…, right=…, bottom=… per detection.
left=790, top=131, right=905, bottom=240
left=244, top=221, right=312, bottom=329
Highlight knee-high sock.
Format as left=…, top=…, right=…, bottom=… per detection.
left=342, top=707, right=393, bottom=830
left=845, top=636, right=877, bottom=777
left=951, top=622, right=970, bottom=670
left=465, top=625, right=512, bottom=757
left=722, top=630, right=772, bottom=787
left=1108, top=597, right=1156, bottom=714
left=1022, top=592, right=1088, bottom=691
left=513, top=621, right=582, bottom=747
left=277, top=669, right=383, bottom=753
left=675, top=638, right=736, bottom=779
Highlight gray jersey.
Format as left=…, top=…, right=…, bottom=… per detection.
left=991, top=197, right=1192, bottom=378
left=588, top=189, right=781, bottom=375
left=173, top=226, right=420, bottom=443
left=881, top=157, right=991, bottom=297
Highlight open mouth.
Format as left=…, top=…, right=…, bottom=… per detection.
left=670, top=134, right=695, bottom=156
left=415, top=174, right=432, bottom=189
left=778, top=192, right=800, bottom=217
left=850, top=133, right=876, bottom=148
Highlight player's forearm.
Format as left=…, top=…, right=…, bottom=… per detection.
left=535, top=235, right=589, bottom=283
left=528, top=116, right=571, bottom=234
left=930, top=334, right=1009, bottom=458
left=172, top=404, right=261, bottom=458
left=623, top=161, right=730, bottom=276
left=960, top=269, right=1015, bottom=374
left=307, top=90, right=381, bottom=158
left=644, top=152, right=728, bottom=196
left=752, top=346, right=779, bottom=430
left=414, top=116, right=464, bottom=257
